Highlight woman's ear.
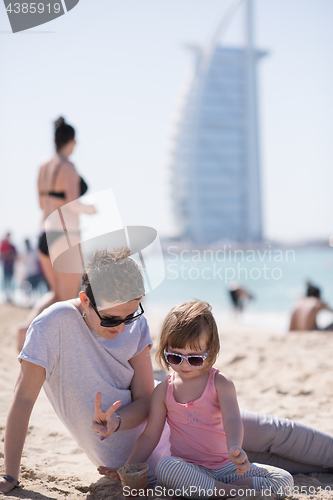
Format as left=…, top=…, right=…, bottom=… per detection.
left=79, top=291, right=90, bottom=310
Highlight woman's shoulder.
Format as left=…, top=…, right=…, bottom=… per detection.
left=130, top=314, right=150, bottom=336
left=58, top=159, right=77, bottom=175
left=38, top=156, right=76, bottom=180
left=33, top=301, right=79, bottom=328
left=38, top=159, right=51, bottom=177
left=40, top=154, right=55, bottom=167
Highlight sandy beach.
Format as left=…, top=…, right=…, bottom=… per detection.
left=1, top=303, right=333, bottom=499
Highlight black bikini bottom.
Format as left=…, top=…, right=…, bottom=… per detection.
left=38, top=231, right=64, bottom=257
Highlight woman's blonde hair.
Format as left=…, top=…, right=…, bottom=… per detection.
left=156, top=299, right=220, bottom=372
left=81, top=247, right=145, bottom=307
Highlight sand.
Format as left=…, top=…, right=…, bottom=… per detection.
left=1, top=303, right=333, bottom=499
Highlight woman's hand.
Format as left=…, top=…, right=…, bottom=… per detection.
left=228, top=445, right=250, bottom=475
left=97, top=466, right=120, bottom=481
left=82, top=203, right=97, bottom=215
left=0, top=478, right=16, bottom=493
left=92, top=392, right=122, bottom=440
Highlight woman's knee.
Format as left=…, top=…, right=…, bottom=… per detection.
left=241, top=410, right=282, bottom=452
left=250, top=463, right=294, bottom=499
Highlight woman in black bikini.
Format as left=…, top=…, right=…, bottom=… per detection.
left=17, top=117, right=95, bottom=350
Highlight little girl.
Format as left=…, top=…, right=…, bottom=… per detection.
left=126, top=300, right=293, bottom=499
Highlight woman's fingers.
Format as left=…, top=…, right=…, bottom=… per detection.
left=92, top=421, right=106, bottom=434
left=104, top=399, right=122, bottom=421
left=92, top=394, right=122, bottom=439
left=103, top=403, right=122, bottom=438
left=93, top=392, right=104, bottom=422
left=93, top=393, right=121, bottom=422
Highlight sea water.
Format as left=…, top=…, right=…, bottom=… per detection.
left=144, top=245, right=333, bottom=333
left=3, top=245, right=332, bottom=334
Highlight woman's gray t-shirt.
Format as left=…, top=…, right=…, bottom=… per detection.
left=19, top=301, right=170, bottom=475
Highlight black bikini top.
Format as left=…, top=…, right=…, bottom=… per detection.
left=40, top=162, right=88, bottom=199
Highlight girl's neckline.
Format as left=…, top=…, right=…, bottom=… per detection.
left=170, top=368, right=214, bottom=406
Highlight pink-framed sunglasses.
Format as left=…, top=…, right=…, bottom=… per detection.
left=164, top=348, right=209, bottom=367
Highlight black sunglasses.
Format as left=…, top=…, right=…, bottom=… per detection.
left=164, top=349, right=209, bottom=368
left=90, top=302, right=144, bottom=328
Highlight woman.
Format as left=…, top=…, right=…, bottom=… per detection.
left=2, top=248, right=170, bottom=493
left=17, top=117, right=95, bottom=351
left=2, top=248, right=333, bottom=494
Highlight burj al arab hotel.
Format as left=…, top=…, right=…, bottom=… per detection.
left=170, top=0, right=265, bottom=245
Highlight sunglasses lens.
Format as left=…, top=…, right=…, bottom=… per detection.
left=166, top=354, right=182, bottom=365
left=188, top=356, right=204, bottom=367
left=101, top=320, right=119, bottom=328
left=100, top=309, right=143, bottom=328
left=124, top=317, right=135, bottom=325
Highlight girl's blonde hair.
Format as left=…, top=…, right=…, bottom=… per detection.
left=156, top=299, right=220, bottom=372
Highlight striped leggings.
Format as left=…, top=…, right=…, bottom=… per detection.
left=156, top=457, right=294, bottom=499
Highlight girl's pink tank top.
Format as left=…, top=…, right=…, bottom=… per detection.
left=166, top=367, right=229, bottom=470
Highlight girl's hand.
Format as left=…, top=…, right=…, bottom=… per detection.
left=228, top=445, right=250, bottom=475
left=97, top=466, right=120, bottom=481
left=92, top=392, right=122, bottom=440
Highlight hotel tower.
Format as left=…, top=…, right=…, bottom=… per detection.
left=169, top=0, right=265, bottom=245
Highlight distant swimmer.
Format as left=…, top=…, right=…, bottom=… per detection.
left=228, top=281, right=254, bottom=314
left=289, top=282, right=333, bottom=331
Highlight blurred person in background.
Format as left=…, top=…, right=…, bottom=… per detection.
left=20, top=239, right=46, bottom=307
left=228, top=281, right=254, bottom=316
left=289, top=281, right=333, bottom=331
left=0, top=232, right=17, bottom=303
left=17, top=117, right=95, bottom=351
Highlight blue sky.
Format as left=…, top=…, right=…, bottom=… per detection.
left=1, top=0, right=332, bottom=248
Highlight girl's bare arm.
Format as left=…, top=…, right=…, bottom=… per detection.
left=215, top=372, right=249, bottom=475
